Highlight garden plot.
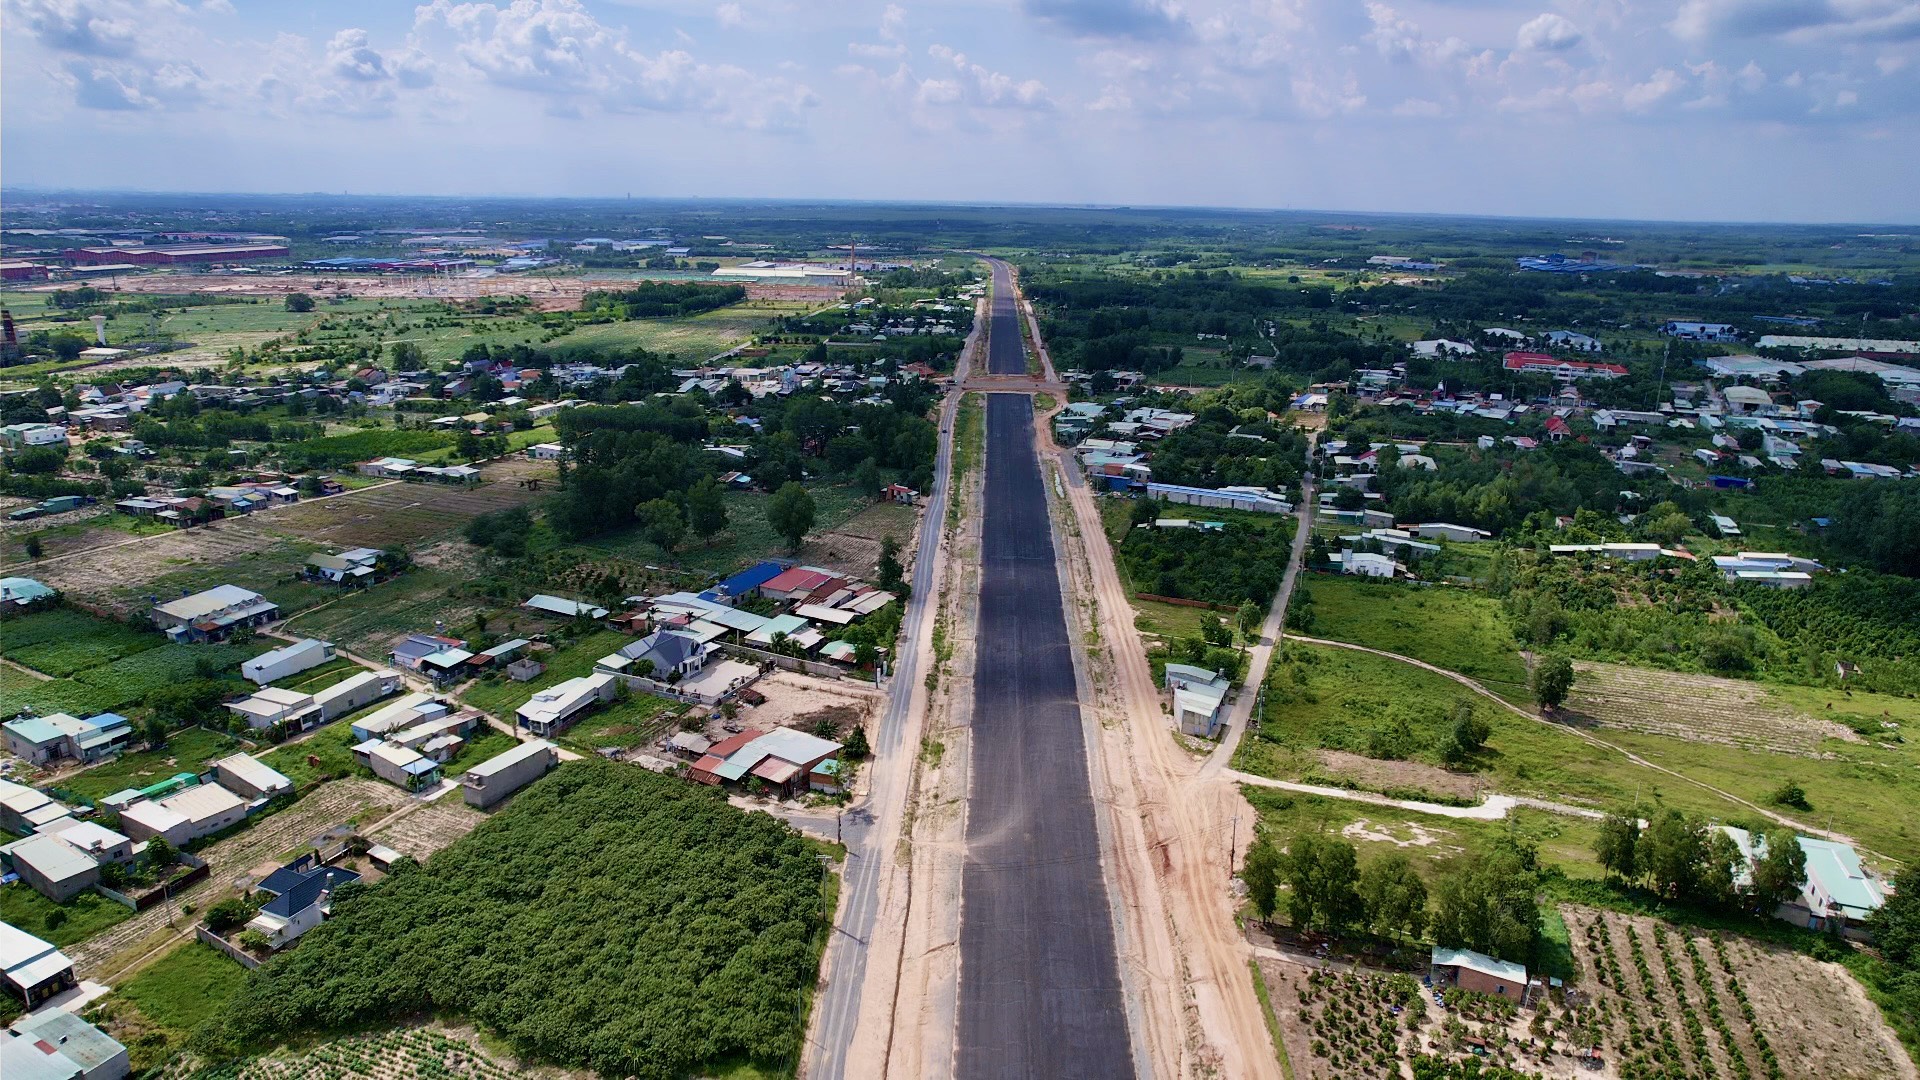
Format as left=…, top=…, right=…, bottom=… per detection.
left=1561, top=905, right=1916, bottom=1080
left=70, top=779, right=409, bottom=979
left=795, top=498, right=920, bottom=579
left=1564, top=662, right=1856, bottom=755
left=25, top=525, right=292, bottom=614
left=264, top=474, right=543, bottom=551
left=160, top=1024, right=581, bottom=1080
left=370, top=798, right=486, bottom=863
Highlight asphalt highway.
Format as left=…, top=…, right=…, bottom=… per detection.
left=954, top=392, right=1134, bottom=1079
left=986, top=260, right=1026, bottom=375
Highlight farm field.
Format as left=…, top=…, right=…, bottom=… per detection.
left=257, top=719, right=361, bottom=788
left=279, top=569, right=497, bottom=659
left=157, top=1024, right=571, bottom=1080
left=793, top=498, right=919, bottom=581
left=1564, top=661, right=1870, bottom=755
left=0, top=606, right=161, bottom=677
left=1295, top=575, right=1532, bottom=700
left=1559, top=905, right=1917, bottom=1080
left=369, top=796, right=487, bottom=863
left=1, top=618, right=254, bottom=719
left=440, top=728, right=518, bottom=776
left=54, top=727, right=242, bottom=800
left=545, top=298, right=820, bottom=361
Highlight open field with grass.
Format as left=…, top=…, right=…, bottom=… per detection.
left=55, top=727, right=242, bottom=800
left=557, top=693, right=685, bottom=755
left=458, top=630, right=631, bottom=721
left=441, top=728, right=518, bottom=776
left=1563, top=661, right=1880, bottom=755
left=258, top=718, right=361, bottom=788
left=2, top=621, right=253, bottom=718
left=279, top=570, right=501, bottom=659
left=0, top=882, right=133, bottom=947
left=1295, top=574, right=1531, bottom=700
left=1131, top=596, right=1233, bottom=647
left=574, top=481, right=869, bottom=577
left=544, top=299, right=817, bottom=361
left=94, top=941, right=247, bottom=1073
left=0, top=606, right=161, bottom=677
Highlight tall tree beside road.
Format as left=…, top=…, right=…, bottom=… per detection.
left=1243, top=837, right=1283, bottom=924
left=1430, top=836, right=1541, bottom=963
left=1594, top=808, right=1640, bottom=884
left=768, top=482, right=816, bottom=552
left=1282, top=833, right=1363, bottom=933
left=1358, top=853, right=1429, bottom=941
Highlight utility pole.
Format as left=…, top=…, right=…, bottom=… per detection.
left=1227, top=813, right=1239, bottom=881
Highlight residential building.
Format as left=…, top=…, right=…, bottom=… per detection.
left=1411, top=523, right=1491, bottom=543
left=1548, top=543, right=1666, bottom=562
left=1430, top=946, right=1528, bottom=999
left=0, top=922, right=76, bottom=1008
left=1, top=577, right=58, bottom=610
left=516, top=673, right=617, bottom=737
left=0, top=832, right=103, bottom=902
left=211, top=753, right=294, bottom=799
left=241, top=638, right=335, bottom=685
left=3, top=712, right=134, bottom=765
left=4, top=1007, right=129, bottom=1080
left=313, top=669, right=402, bottom=721
left=462, top=739, right=558, bottom=808
left=349, top=692, right=449, bottom=741
left=709, top=561, right=788, bottom=604
left=149, top=585, right=278, bottom=642
left=0, top=779, right=72, bottom=835
left=245, top=854, right=360, bottom=949
left=524, top=442, right=567, bottom=461
left=1335, top=551, right=1398, bottom=577
left=689, top=727, right=843, bottom=797
left=1146, top=482, right=1291, bottom=514
left=1723, top=385, right=1777, bottom=415
left=1664, top=321, right=1738, bottom=342
left=0, top=423, right=67, bottom=450
left=390, top=633, right=466, bottom=671
left=521, top=594, right=609, bottom=620
left=353, top=738, right=442, bottom=791
left=224, top=687, right=319, bottom=732
left=303, top=548, right=381, bottom=586
left=1502, top=351, right=1627, bottom=381
left=599, top=630, right=712, bottom=679
left=1164, top=664, right=1230, bottom=738
left=118, top=782, right=248, bottom=845
left=757, top=566, right=844, bottom=602
left=1719, top=828, right=1889, bottom=939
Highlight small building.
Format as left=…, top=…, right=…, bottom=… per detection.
left=689, top=727, right=843, bottom=797
left=149, top=585, right=279, bottom=642
left=462, top=739, right=559, bottom=808
left=516, top=673, right=617, bottom=738
left=521, top=594, right=610, bottom=620
left=353, top=738, right=442, bottom=791
left=119, top=782, right=248, bottom=845
left=525, top=442, right=567, bottom=461
left=1431, top=946, right=1528, bottom=999
left=1, top=832, right=104, bottom=902
left=1411, top=523, right=1491, bottom=543
left=1665, top=321, right=1738, bottom=342
left=0, top=779, right=71, bottom=835
left=224, top=686, right=320, bottom=732
left=0, top=923, right=76, bottom=1009
left=390, top=633, right=466, bottom=671
left=349, top=692, right=448, bottom=741
left=1338, top=551, right=1398, bottom=578
left=757, top=566, right=843, bottom=602
left=599, top=630, right=711, bottom=680
left=1164, top=664, right=1230, bottom=739
left=2, top=713, right=133, bottom=765
left=710, top=561, right=788, bottom=605
left=245, top=854, right=361, bottom=950
left=312, top=669, right=402, bottom=721
left=0, top=577, right=59, bottom=612
left=506, top=658, right=546, bottom=682
left=1146, top=482, right=1291, bottom=515
left=4, top=1006, right=130, bottom=1080
left=303, top=548, right=381, bottom=586
left=211, top=753, right=294, bottom=800
left=241, top=638, right=335, bottom=685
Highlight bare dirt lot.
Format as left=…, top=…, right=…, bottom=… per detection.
left=370, top=795, right=487, bottom=863
left=1565, top=661, right=1858, bottom=755
left=1314, top=749, right=1488, bottom=802
left=724, top=669, right=877, bottom=738
left=795, top=498, right=920, bottom=580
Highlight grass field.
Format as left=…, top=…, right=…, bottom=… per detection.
left=96, top=941, right=247, bottom=1073
left=0, top=882, right=133, bottom=946
left=442, top=728, right=519, bottom=776
left=258, top=719, right=362, bottom=788
left=459, top=630, right=631, bottom=720
left=545, top=300, right=815, bottom=362
left=280, top=570, right=498, bottom=659
left=56, top=727, right=241, bottom=801
left=1296, top=575, right=1531, bottom=699
left=0, top=608, right=163, bottom=677
left=1, top=638, right=255, bottom=717
left=1132, top=596, right=1232, bottom=644
left=558, top=693, right=685, bottom=755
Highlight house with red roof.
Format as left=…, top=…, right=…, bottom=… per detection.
left=1503, top=351, right=1628, bottom=381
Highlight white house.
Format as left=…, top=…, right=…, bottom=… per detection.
left=225, top=686, right=319, bottom=732
left=516, top=673, right=617, bottom=737
left=241, top=638, right=335, bottom=685
left=118, top=783, right=248, bottom=845
left=1164, top=664, right=1230, bottom=739
left=313, top=669, right=402, bottom=721
left=1338, top=551, right=1398, bottom=577
left=211, top=753, right=293, bottom=799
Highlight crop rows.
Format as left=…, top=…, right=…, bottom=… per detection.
left=1293, top=968, right=1426, bottom=1079
left=1565, top=663, right=1840, bottom=755
left=167, top=1027, right=521, bottom=1080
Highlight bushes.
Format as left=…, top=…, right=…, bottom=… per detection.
left=194, top=761, right=830, bottom=1080
left=277, top=429, right=455, bottom=472
left=1119, top=518, right=1294, bottom=605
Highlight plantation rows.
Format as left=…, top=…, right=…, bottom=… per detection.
left=1565, top=663, right=1837, bottom=756
left=166, top=1027, right=523, bottom=1080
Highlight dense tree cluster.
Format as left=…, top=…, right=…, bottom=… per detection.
left=1117, top=516, right=1294, bottom=605
left=1593, top=808, right=1807, bottom=916
left=581, top=281, right=746, bottom=319
left=194, top=762, right=829, bottom=1079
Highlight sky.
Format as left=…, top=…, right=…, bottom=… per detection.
left=3, top=0, right=1918, bottom=223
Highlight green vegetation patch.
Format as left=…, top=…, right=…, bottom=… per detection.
left=2, top=643, right=254, bottom=718
left=195, top=761, right=833, bottom=1080
left=0, top=608, right=164, bottom=677
left=0, top=883, right=133, bottom=946
left=58, top=727, right=241, bottom=800
left=1296, top=576, right=1530, bottom=698
left=277, top=429, right=457, bottom=473
left=459, top=630, right=631, bottom=720
left=1117, top=514, right=1294, bottom=606
left=558, top=694, right=683, bottom=754
left=258, top=720, right=361, bottom=789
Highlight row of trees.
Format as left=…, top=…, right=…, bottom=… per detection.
left=1244, top=830, right=1545, bottom=964
left=1592, top=808, right=1807, bottom=915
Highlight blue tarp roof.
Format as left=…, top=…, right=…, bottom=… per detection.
left=715, top=560, right=787, bottom=598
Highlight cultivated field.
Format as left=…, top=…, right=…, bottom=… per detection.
left=158, top=1025, right=585, bottom=1080
left=369, top=797, right=487, bottom=863
left=1564, top=662, right=1860, bottom=755
left=795, top=498, right=919, bottom=579
left=1560, top=906, right=1917, bottom=1080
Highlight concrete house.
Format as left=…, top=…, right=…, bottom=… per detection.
left=1719, top=827, right=1889, bottom=939
left=0, top=832, right=106, bottom=902
left=0, top=922, right=76, bottom=1008
left=304, top=548, right=381, bottom=586
left=521, top=594, right=610, bottom=620
left=225, top=687, right=319, bottom=732
left=462, top=739, right=558, bottom=808
left=516, top=673, right=617, bottom=738
left=353, top=738, right=441, bottom=791
left=2, top=713, right=133, bottom=765
left=689, top=727, right=843, bottom=797
left=4, top=1007, right=129, bottom=1080
left=245, top=854, right=361, bottom=949
left=211, top=753, right=294, bottom=800
left=241, top=638, right=335, bottom=685
left=0, top=779, right=72, bottom=835
left=313, top=669, right=402, bottom=721
left=598, top=630, right=711, bottom=679
left=349, top=692, right=449, bottom=741
left=1411, top=523, right=1491, bottom=543
left=149, top=585, right=278, bottom=642
left=118, top=783, right=248, bottom=845
left=1164, top=664, right=1230, bottom=739
left=1431, top=946, right=1528, bottom=999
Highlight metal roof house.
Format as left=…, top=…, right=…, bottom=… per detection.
left=521, top=594, right=610, bottom=620
left=2, top=713, right=133, bottom=765
left=0, top=921, right=76, bottom=1008
left=462, top=739, right=558, bottom=808
left=689, top=726, right=843, bottom=796
left=1431, top=946, right=1529, bottom=999
left=1719, top=827, right=1889, bottom=938
left=4, top=1006, right=129, bottom=1080
left=353, top=738, right=442, bottom=791
left=0, top=831, right=106, bottom=902
left=1164, top=664, right=1231, bottom=739
left=149, top=584, right=279, bottom=642
left=711, top=561, right=788, bottom=604
left=118, top=782, right=248, bottom=846
left=224, top=686, right=320, bottom=732
left=0, top=576, right=57, bottom=609
left=211, top=753, right=294, bottom=800
left=516, top=673, right=617, bottom=738
left=241, top=638, right=335, bottom=686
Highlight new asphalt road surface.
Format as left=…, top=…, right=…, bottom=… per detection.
left=955, top=392, right=1134, bottom=1079
left=986, top=260, right=1026, bottom=375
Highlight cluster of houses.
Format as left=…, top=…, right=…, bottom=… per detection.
left=3, top=923, right=136, bottom=1079
left=677, top=726, right=846, bottom=798
left=346, top=692, right=486, bottom=792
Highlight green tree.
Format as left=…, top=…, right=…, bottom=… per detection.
left=285, top=293, right=315, bottom=313
left=1237, top=598, right=1262, bottom=640
left=1866, top=873, right=1920, bottom=967
left=23, top=535, right=42, bottom=560
left=1531, top=653, right=1575, bottom=712
left=1430, top=835, right=1540, bottom=962
left=1750, top=829, right=1809, bottom=914
left=844, top=726, right=871, bottom=760
left=1358, top=852, right=1429, bottom=941
left=389, top=341, right=424, bottom=371
left=1282, top=832, right=1363, bottom=933
left=768, top=482, right=816, bottom=551
left=877, top=533, right=904, bottom=592
left=1243, top=837, right=1283, bottom=924
left=1593, top=808, right=1640, bottom=883
left=685, top=477, right=729, bottom=544
left=206, top=897, right=251, bottom=932
left=854, top=457, right=883, bottom=498
left=636, top=498, right=686, bottom=552
left=1641, top=809, right=1707, bottom=899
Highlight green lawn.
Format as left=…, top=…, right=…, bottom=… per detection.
left=280, top=569, right=505, bottom=659
left=442, top=727, right=519, bottom=776
left=273, top=658, right=365, bottom=695
left=0, top=642, right=254, bottom=718
left=459, top=630, right=632, bottom=720
left=56, top=727, right=241, bottom=801
left=97, top=940, right=247, bottom=1073
left=1132, top=597, right=1232, bottom=644
left=258, top=718, right=361, bottom=788
left=0, top=883, right=132, bottom=947
left=1296, top=575, right=1531, bottom=699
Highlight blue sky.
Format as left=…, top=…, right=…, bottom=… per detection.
left=3, top=0, right=1917, bottom=222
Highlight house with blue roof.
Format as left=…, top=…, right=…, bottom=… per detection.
left=0, top=577, right=57, bottom=611
left=1, top=713, right=133, bottom=766
left=246, top=853, right=361, bottom=949
left=712, top=561, right=788, bottom=604
left=1719, top=826, right=1890, bottom=940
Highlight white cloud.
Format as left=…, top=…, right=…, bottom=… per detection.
left=8, top=0, right=146, bottom=58
left=1517, top=13, right=1583, bottom=51
left=1672, top=0, right=1920, bottom=43
left=849, top=42, right=906, bottom=59
left=1624, top=66, right=1686, bottom=108
left=716, top=3, right=749, bottom=30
